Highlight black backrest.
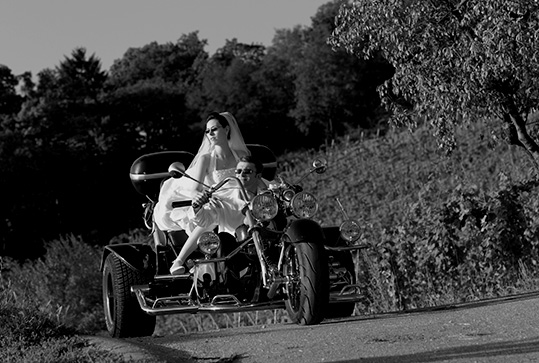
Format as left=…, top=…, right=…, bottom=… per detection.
left=246, top=144, right=277, bottom=181
left=129, top=145, right=277, bottom=200
left=130, top=151, right=194, bottom=201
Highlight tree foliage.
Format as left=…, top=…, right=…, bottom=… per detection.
left=330, top=0, right=539, bottom=162
left=57, top=47, right=107, bottom=101
left=0, top=65, right=22, bottom=115
left=291, top=1, right=393, bottom=145
left=2, top=48, right=113, bottom=258
left=105, top=81, right=190, bottom=153
left=107, top=32, right=208, bottom=89
left=105, top=32, right=208, bottom=154
left=192, top=39, right=266, bottom=117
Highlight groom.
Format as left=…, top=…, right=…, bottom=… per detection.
left=189, top=155, right=268, bottom=223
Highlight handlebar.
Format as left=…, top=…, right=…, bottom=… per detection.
left=171, top=200, right=191, bottom=208
left=171, top=176, right=250, bottom=210
left=271, top=158, right=328, bottom=190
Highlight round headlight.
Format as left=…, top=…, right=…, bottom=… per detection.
left=251, top=193, right=279, bottom=221
left=290, top=192, right=318, bottom=219
left=197, top=232, right=221, bottom=255
left=339, top=220, right=361, bottom=244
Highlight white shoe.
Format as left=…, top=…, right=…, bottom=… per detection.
left=170, top=260, right=186, bottom=275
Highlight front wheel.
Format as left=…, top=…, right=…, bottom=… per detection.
left=102, top=253, right=156, bottom=338
left=283, top=242, right=328, bottom=325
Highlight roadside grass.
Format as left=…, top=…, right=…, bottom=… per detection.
left=3, top=119, right=539, bottom=356
left=0, top=281, right=140, bottom=363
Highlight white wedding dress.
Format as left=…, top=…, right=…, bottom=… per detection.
left=153, top=112, right=250, bottom=236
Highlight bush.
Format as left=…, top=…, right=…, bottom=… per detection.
left=1, top=234, right=104, bottom=333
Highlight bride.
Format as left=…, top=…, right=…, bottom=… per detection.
left=153, top=111, right=250, bottom=274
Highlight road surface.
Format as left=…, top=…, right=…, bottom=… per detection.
left=88, top=291, right=539, bottom=363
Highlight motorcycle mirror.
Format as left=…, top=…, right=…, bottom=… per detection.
left=294, top=157, right=329, bottom=185
left=312, top=158, right=328, bottom=174
left=167, top=162, right=212, bottom=189
left=168, top=162, right=187, bottom=179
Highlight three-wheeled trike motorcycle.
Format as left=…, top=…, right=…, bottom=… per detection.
left=101, top=144, right=365, bottom=337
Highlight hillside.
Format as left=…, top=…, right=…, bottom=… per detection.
left=281, top=120, right=535, bottom=228
left=278, top=120, right=539, bottom=310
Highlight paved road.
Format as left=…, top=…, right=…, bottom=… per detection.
left=91, top=292, right=539, bottom=363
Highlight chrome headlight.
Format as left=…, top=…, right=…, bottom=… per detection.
left=290, top=192, right=318, bottom=219
left=251, top=193, right=278, bottom=221
left=197, top=232, right=221, bottom=255
left=339, top=220, right=361, bottom=244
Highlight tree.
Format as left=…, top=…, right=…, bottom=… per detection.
left=190, top=39, right=266, bottom=114
left=104, top=80, right=189, bottom=153
left=57, top=47, right=107, bottom=101
left=252, top=30, right=306, bottom=153
left=0, top=65, right=25, bottom=257
left=17, top=48, right=108, bottom=159
left=2, top=48, right=110, bottom=259
left=107, top=32, right=208, bottom=90
left=292, top=0, right=393, bottom=147
left=330, top=0, right=539, bottom=164
left=105, top=32, right=208, bottom=153
left=0, top=65, right=23, bottom=115
left=188, top=39, right=289, bottom=150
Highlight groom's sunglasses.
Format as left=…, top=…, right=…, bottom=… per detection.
left=235, top=169, right=254, bottom=175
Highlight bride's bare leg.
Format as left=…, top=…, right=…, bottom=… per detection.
left=170, top=225, right=215, bottom=274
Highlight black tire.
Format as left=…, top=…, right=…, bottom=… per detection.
left=102, top=253, right=156, bottom=338
left=283, top=242, right=328, bottom=325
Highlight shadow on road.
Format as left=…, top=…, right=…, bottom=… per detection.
left=326, top=290, right=539, bottom=325
left=331, top=337, right=539, bottom=363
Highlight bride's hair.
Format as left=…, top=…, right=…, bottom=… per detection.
left=206, top=112, right=230, bottom=138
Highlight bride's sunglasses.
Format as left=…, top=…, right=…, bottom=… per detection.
left=205, top=126, right=221, bottom=134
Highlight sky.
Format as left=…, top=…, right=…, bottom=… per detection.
left=1, top=0, right=330, bottom=76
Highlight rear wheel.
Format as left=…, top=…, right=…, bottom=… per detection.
left=102, top=253, right=156, bottom=338
left=283, top=242, right=328, bottom=325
